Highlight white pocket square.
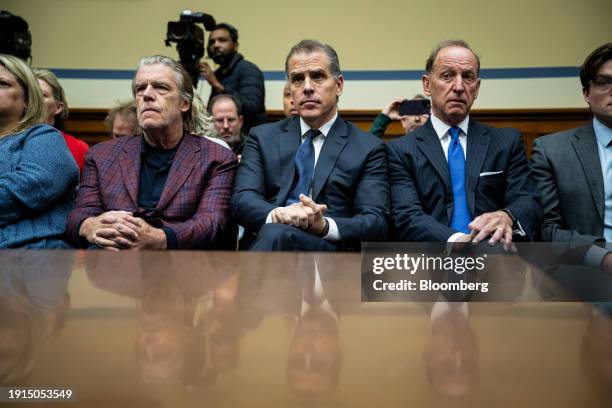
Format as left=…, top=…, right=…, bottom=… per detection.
left=479, top=171, right=504, bottom=177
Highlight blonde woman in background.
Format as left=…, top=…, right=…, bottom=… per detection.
left=0, top=54, right=79, bottom=248
left=33, top=68, right=89, bottom=173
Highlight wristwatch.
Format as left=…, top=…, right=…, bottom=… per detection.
left=319, top=218, right=330, bottom=237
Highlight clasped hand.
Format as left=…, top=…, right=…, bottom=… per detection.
left=80, top=211, right=166, bottom=251
left=270, top=194, right=328, bottom=235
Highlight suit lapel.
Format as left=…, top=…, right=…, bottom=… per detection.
left=572, top=124, right=605, bottom=222
left=465, top=120, right=490, bottom=216
left=156, top=134, right=199, bottom=210
left=119, top=137, right=142, bottom=206
left=276, top=118, right=302, bottom=205
left=416, top=121, right=451, bottom=189
left=312, top=118, right=349, bottom=202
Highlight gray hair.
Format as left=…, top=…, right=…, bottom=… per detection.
left=285, top=39, right=342, bottom=79
left=425, top=40, right=481, bottom=76
left=104, top=101, right=138, bottom=135
left=133, top=55, right=215, bottom=136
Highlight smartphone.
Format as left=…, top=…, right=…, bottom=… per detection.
left=399, top=99, right=431, bottom=116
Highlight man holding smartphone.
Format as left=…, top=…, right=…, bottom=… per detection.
left=369, top=95, right=430, bottom=138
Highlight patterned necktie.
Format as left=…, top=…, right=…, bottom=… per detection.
left=448, top=126, right=471, bottom=233
left=286, top=129, right=320, bottom=205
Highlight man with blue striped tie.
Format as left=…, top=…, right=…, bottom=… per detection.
left=388, top=40, right=541, bottom=244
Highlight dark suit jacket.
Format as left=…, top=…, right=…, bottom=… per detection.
left=388, top=119, right=540, bottom=242
left=66, top=133, right=237, bottom=249
left=230, top=115, right=390, bottom=249
left=209, top=53, right=266, bottom=134
left=530, top=123, right=605, bottom=246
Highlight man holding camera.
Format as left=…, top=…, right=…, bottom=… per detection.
left=387, top=40, right=540, bottom=244
left=199, top=23, right=266, bottom=134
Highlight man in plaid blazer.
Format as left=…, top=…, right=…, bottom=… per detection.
left=66, top=56, right=237, bottom=250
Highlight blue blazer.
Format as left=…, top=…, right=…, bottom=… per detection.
left=231, top=115, right=390, bottom=249
left=388, top=119, right=541, bottom=242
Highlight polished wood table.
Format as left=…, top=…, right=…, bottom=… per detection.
left=0, top=250, right=610, bottom=407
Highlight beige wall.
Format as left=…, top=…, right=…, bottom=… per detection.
left=4, top=0, right=611, bottom=70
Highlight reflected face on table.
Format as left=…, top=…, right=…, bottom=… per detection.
left=582, top=309, right=612, bottom=390
left=134, top=286, right=185, bottom=383
left=287, top=308, right=342, bottom=397
left=424, top=309, right=479, bottom=397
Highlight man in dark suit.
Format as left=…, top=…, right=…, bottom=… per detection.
left=66, top=55, right=237, bottom=250
left=531, top=43, right=612, bottom=269
left=231, top=39, right=389, bottom=251
left=388, top=40, right=540, bottom=244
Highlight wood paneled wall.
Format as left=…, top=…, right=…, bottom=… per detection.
left=66, top=108, right=592, bottom=157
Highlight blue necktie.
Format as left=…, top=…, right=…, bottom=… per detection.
left=448, top=126, right=471, bottom=233
left=286, top=129, right=320, bottom=205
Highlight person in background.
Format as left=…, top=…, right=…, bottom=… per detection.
left=208, top=94, right=245, bottom=155
left=33, top=68, right=89, bottom=173
left=283, top=82, right=298, bottom=117
left=0, top=54, right=79, bottom=248
left=369, top=94, right=429, bottom=138
left=199, top=23, right=266, bottom=134
left=105, top=101, right=138, bottom=139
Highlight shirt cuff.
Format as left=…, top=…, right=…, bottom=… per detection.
left=378, top=113, right=392, bottom=125
left=512, top=220, right=526, bottom=237
left=446, top=232, right=467, bottom=254
left=584, top=245, right=610, bottom=269
left=266, top=211, right=339, bottom=241
left=265, top=210, right=274, bottom=224
left=322, top=217, right=340, bottom=241
left=162, top=227, right=178, bottom=249
left=502, top=209, right=526, bottom=237
left=447, top=232, right=465, bottom=243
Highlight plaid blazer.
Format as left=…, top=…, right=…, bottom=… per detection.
left=66, top=133, right=237, bottom=249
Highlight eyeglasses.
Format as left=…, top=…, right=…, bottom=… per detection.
left=591, top=76, right=612, bottom=92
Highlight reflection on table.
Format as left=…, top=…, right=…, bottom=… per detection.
left=0, top=250, right=610, bottom=407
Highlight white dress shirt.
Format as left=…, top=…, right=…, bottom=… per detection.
left=266, top=113, right=340, bottom=241
left=430, top=112, right=469, bottom=159
left=429, top=113, right=470, bottom=243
